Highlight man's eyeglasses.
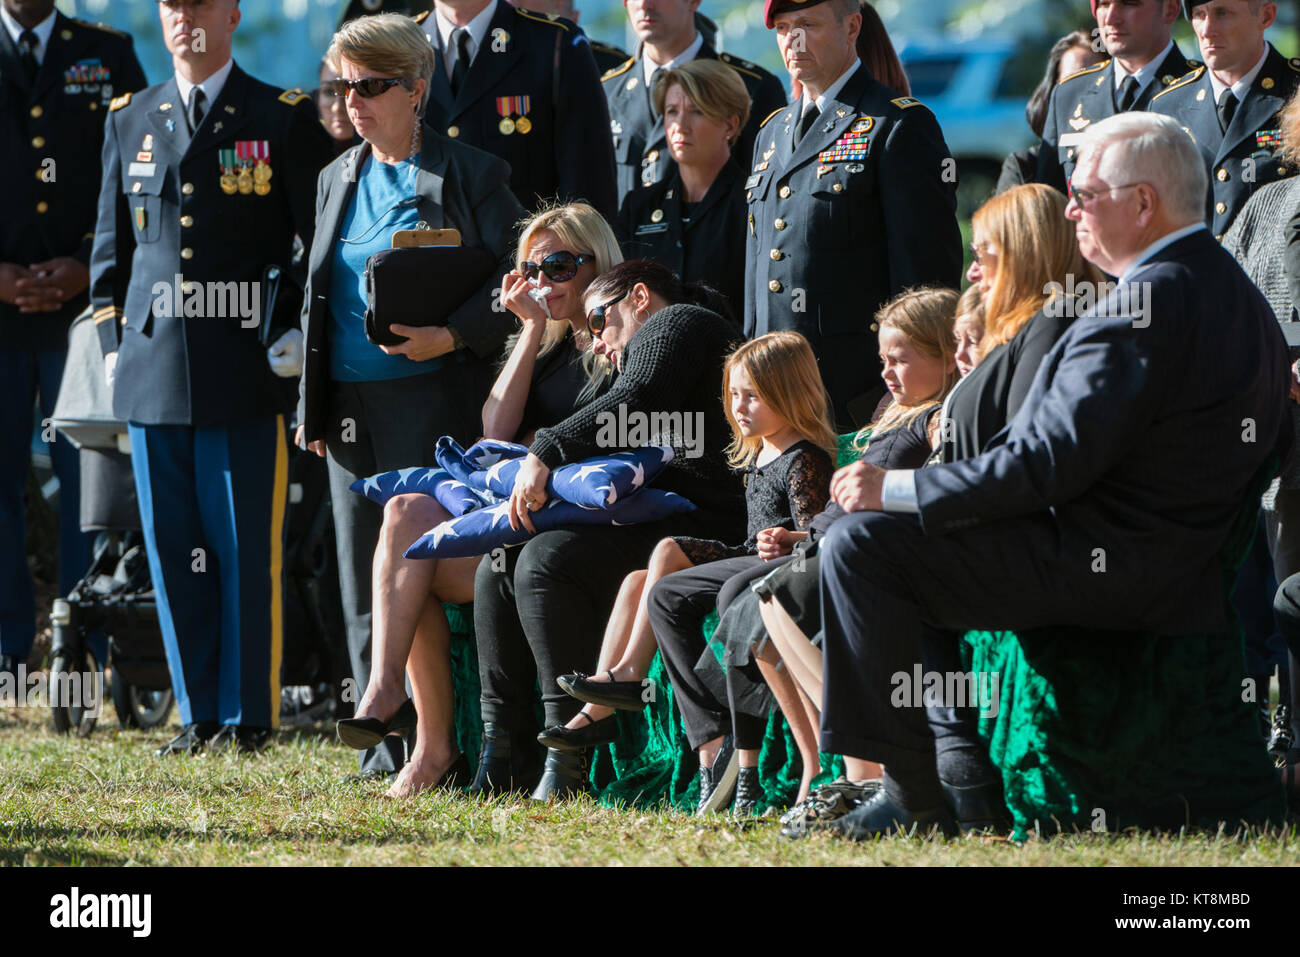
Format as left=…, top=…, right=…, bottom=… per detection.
left=521, top=251, right=595, bottom=283
left=321, top=77, right=406, bottom=99
left=586, top=291, right=628, bottom=336
left=1067, top=180, right=1144, bottom=210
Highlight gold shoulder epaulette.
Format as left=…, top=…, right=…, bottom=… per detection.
left=109, top=92, right=132, bottom=111
left=758, top=106, right=784, bottom=128
left=516, top=8, right=569, bottom=31
left=1152, top=66, right=1205, bottom=101
left=412, top=9, right=430, bottom=24
left=719, top=51, right=761, bottom=80
left=602, top=57, right=634, bottom=81
left=1058, top=58, right=1110, bottom=85
left=279, top=88, right=308, bottom=105
left=891, top=96, right=923, bottom=110
left=75, top=18, right=128, bottom=38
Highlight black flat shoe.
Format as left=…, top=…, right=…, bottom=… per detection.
left=155, top=722, right=219, bottom=757
left=556, top=670, right=647, bottom=711
left=530, top=747, right=591, bottom=802
left=941, top=780, right=1011, bottom=834
left=831, top=788, right=958, bottom=841
left=536, top=712, right=618, bottom=751
left=336, top=698, right=416, bottom=750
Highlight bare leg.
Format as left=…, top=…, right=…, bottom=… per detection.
left=356, top=494, right=451, bottom=723
left=754, top=642, right=820, bottom=802
left=758, top=598, right=823, bottom=704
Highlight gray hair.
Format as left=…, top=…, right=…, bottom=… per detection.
left=1076, top=112, right=1207, bottom=226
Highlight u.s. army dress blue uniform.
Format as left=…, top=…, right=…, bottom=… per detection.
left=601, top=42, right=787, bottom=199
left=417, top=2, right=618, bottom=221
left=1150, top=44, right=1300, bottom=240
left=0, top=11, right=145, bottom=664
left=744, top=64, right=962, bottom=430
left=1036, top=44, right=1198, bottom=194
left=88, top=63, right=334, bottom=731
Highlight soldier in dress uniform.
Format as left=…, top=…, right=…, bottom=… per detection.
left=745, top=0, right=961, bottom=430
left=506, top=0, right=631, bottom=74
left=0, top=0, right=145, bottom=682
left=601, top=0, right=786, bottom=199
left=1150, top=0, right=1297, bottom=240
left=1037, top=0, right=1197, bottom=194
left=416, top=0, right=618, bottom=220
left=88, top=0, right=333, bottom=755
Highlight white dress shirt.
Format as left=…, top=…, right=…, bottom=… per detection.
left=432, top=0, right=499, bottom=79
left=1113, top=39, right=1174, bottom=103
left=643, top=30, right=704, bottom=84
left=1208, top=43, right=1270, bottom=110
left=175, top=57, right=235, bottom=114
left=1, top=5, right=55, bottom=65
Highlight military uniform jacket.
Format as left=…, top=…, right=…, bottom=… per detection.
left=0, top=12, right=145, bottom=351
left=601, top=42, right=787, bottom=199
left=744, top=66, right=962, bottom=424
left=617, top=160, right=747, bottom=323
left=88, top=63, right=334, bottom=427
left=419, top=4, right=618, bottom=221
left=1150, top=44, right=1300, bottom=239
left=588, top=37, right=631, bottom=77
left=1036, top=43, right=1197, bottom=194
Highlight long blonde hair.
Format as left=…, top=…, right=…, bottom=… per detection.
left=721, top=332, right=836, bottom=470
left=506, top=202, right=624, bottom=399
left=855, top=287, right=959, bottom=449
left=973, top=183, right=1101, bottom=355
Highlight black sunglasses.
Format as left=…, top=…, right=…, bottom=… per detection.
left=321, top=77, right=406, bottom=99
left=586, top=291, right=628, bottom=336
left=521, top=251, right=595, bottom=283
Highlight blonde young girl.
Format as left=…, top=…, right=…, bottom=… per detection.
left=545, top=332, right=836, bottom=814
left=953, top=284, right=986, bottom=378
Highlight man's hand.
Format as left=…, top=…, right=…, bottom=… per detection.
left=15, top=257, right=90, bottom=313
left=0, top=263, right=30, bottom=305
left=830, top=461, right=886, bottom=513
left=294, top=423, right=325, bottom=458
left=756, top=526, right=805, bottom=561
left=380, top=324, right=456, bottom=362
left=267, top=328, right=305, bottom=377
left=508, top=452, right=551, bottom=534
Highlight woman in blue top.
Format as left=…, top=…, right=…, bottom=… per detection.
left=295, top=13, right=524, bottom=780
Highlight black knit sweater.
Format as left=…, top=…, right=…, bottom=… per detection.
left=529, top=303, right=745, bottom=520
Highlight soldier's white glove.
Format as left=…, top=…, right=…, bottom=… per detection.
left=267, top=328, right=304, bottom=378
left=104, top=351, right=118, bottom=390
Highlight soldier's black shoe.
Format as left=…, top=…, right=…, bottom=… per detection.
left=941, top=780, right=1012, bottom=834
left=530, top=747, right=591, bottom=801
left=831, top=788, right=958, bottom=840
left=468, top=722, right=535, bottom=797
left=696, top=734, right=737, bottom=814
left=155, top=722, right=219, bottom=757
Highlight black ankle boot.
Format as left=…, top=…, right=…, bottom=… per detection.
left=940, top=779, right=1012, bottom=834
left=469, top=723, right=527, bottom=797
left=530, top=747, right=590, bottom=801
left=732, top=765, right=762, bottom=817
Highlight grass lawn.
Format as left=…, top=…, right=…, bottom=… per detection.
left=3, top=701, right=1297, bottom=867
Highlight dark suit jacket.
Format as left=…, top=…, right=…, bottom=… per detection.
left=420, top=3, right=617, bottom=221
left=1150, top=44, right=1300, bottom=239
left=89, top=63, right=334, bottom=426
left=1, top=12, right=146, bottom=351
left=916, top=230, right=1290, bottom=634
left=1037, top=44, right=1197, bottom=194
left=297, top=124, right=524, bottom=444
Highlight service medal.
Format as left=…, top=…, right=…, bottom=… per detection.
left=499, top=116, right=516, bottom=135
left=515, top=116, right=531, bottom=134
left=219, top=148, right=239, bottom=194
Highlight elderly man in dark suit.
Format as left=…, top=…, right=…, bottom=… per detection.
left=816, top=111, right=1291, bottom=838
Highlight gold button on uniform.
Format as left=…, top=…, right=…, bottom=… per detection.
left=180, top=247, right=194, bottom=260
left=774, top=218, right=786, bottom=230
left=1215, top=201, right=1227, bottom=215
left=869, top=322, right=879, bottom=332
left=88, top=102, right=97, bottom=111
left=770, top=249, right=782, bottom=261
left=447, top=125, right=460, bottom=138
left=180, top=215, right=194, bottom=227
left=1067, top=148, right=1075, bottom=159
left=778, top=185, right=791, bottom=198
left=768, top=279, right=782, bottom=293
left=30, top=105, right=42, bottom=118
left=31, top=136, right=44, bottom=148
left=36, top=201, right=48, bottom=213
left=34, top=169, right=43, bottom=180
left=1217, top=168, right=1228, bottom=182
left=182, top=182, right=195, bottom=195
left=182, top=281, right=199, bottom=294
left=832, top=183, right=843, bottom=192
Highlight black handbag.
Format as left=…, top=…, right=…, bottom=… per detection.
left=363, top=239, right=499, bottom=347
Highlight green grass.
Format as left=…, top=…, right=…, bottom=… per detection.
left=1, top=702, right=1295, bottom=866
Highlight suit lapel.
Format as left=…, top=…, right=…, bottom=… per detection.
left=1215, top=47, right=1288, bottom=165
left=413, top=126, right=449, bottom=230
left=451, top=3, right=523, bottom=117
left=0, top=16, right=31, bottom=96
left=426, top=29, right=455, bottom=118
left=1138, top=43, right=1194, bottom=108
left=785, top=67, right=870, bottom=175
left=30, top=13, right=82, bottom=102
left=148, top=77, right=191, bottom=159
left=311, top=145, right=363, bottom=276
left=184, top=62, right=253, bottom=160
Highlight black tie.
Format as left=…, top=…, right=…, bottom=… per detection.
left=450, top=27, right=471, bottom=96
left=1117, top=75, right=1138, bottom=112
left=1217, top=89, right=1238, bottom=134
left=187, top=86, right=206, bottom=134
left=17, top=29, right=38, bottom=82
left=794, top=103, right=820, bottom=147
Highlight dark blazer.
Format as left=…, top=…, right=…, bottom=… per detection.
left=617, top=161, right=746, bottom=322
left=1, top=12, right=146, bottom=351
left=995, top=145, right=1037, bottom=195
left=916, top=230, right=1290, bottom=634
left=419, top=3, right=618, bottom=221
left=1150, top=44, right=1300, bottom=239
left=297, top=124, right=524, bottom=444
left=88, top=63, right=334, bottom=427
left=602, top=41, right=787, bottom=199
left=1037, top=44, right=1197, bottom=194
left=744, top=65, right=962, bottom=430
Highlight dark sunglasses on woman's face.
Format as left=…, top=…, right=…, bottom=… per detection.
left=586, top=290, right=628, bottom=337
left=321, top=77, right=405, bottom=99
left=521, top=251, right=595, bottom=283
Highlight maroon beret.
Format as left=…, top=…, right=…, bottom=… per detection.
left=764, top=0, right=835, bottom=29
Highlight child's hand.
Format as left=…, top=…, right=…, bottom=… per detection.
left=756, top=527, right=805, bottom=561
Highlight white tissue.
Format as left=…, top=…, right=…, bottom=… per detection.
left=527, top=274, right=553, bottom=319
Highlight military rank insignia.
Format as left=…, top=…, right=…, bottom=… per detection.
left=819, top=129, right=870, bottom=165
left=496, top=96, right=532, bottom=135
left=1257, top=130, right=1283, bottom=152
left=219, top=141, right=273, bottom=195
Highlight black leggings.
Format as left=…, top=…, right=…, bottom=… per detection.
left=648, top=555, right=776, bottom=751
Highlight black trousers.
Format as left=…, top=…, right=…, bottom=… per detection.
left=474, top=513, right=734, bottom=730
left=648, top=555, right=777, bottom=750
left=818, top=510, right=1113, bottom=769
left=324, top=357, right=492, bottom=772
